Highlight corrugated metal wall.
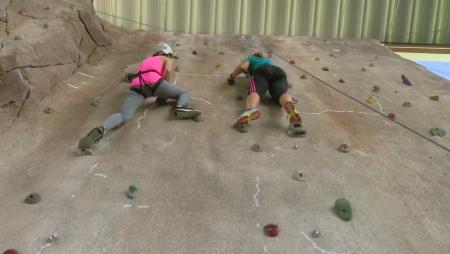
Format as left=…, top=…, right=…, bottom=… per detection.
left=93, top=0, right=450, bottom=44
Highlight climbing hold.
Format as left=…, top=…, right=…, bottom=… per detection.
left=388, top=113, right=396, bottom=120
left=293, top=144, right=299, bottom=150
left=322, top=67, right=329, bottom=71
left=339, top=79, right=345, bottom=83
left=218, top=51, right=224, bottom=55
left=43, top=107, right=54, bottom=114
left=3, top=249, right=20, bottom=254
left=263, top=224, right=279, bottom=237
left=45, top=233, right=57, bottom=244
left=238, top=124, right=248, bottom=133
left=251, top=144, right=262, bottom=153
left=329, top=53, right=334, bottom=57
left=369, top=63, right=375, bottom=67
left=227, top=78, right=235, bottom=85
left=289, top=60, right=296, bottom=65
left=44, top=6, right=50, bottom=10
left=90, top=97, right=101, bottom=107
left=311, top=230, right=320, bottom=238
left=394, top=90, right=399, bottom=94
left=268, top=54, right=272, bottom=58
left=430, top=95, right=439, bottom=101
left=430, top=128, right=446, bottom=137
left=293, top=171, right=305, bottom=181
left=288, top=83, right=292, bottom=89
left=403, top=101, right=412, bottom=107
left=338, top=144, right=349, bottom=153
left=24, top=192, right=41, bottom=204
left=174, top=66, right=180, bottom=72
left=192, top=50, right=198, bottom=55
left=237, top=95, right=244, bottom=101
left=333, top=48, right=340, bottom=52
left=401, top=74, right=412, bottom=86
left=240, top=47, right=247, bottom=52
left=43, top=23, right=49, bottom=29
left=374, top=56, right=379, bottom=59
left=334, top=198, right=352, bottom=221
left=18, top=9, right=27, bottom=16
left=175, top=43, right=181, bottom=46
left=361, top=67, right=367, bottom=72
left=367, top=96, right=375, bottom=104
left=215, top=63, right=222, bottom=69
left=126, top=185, right=138, bottom=199
left=14, top=35, right=23, bottom=41
left=300, top=74, right=307, bottom=79
left=372, top=85, right=380, bottom=92
left=193, top=114, right=203, bottom=122
left=315, top=57, right=320, bottom=61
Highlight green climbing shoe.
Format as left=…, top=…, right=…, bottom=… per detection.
left=335, top=198, right=352, bottom=221
left=288, top=123, right=307, bottom=137
left=78, top=126, right=105, bottom=153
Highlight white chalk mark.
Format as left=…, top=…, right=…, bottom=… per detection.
left=65, top=83, right=79, bottom=89
left=301, top=109, right=379, bottom=116
left=192, top=97, right=212, bottom=105
left=83, top=163, right=98, bottom=177
left=256, top=222, right=260, bottom=228
left=78, top=72, right=96, bottom=78
left=270, top=153, right=274, bottom=158
left=136, top=108, right=149, bottom=129
left=70, top=194, right=76, bottom=199
left=253, top=176, right=261, bottom=208
left=263, top=245, right=268, bottom=253
left=94, top=173, right=107, bottom=178
left=179, top=73, right=228, bottom=77
left=36, top=243, right=51, bottom=254
left=173, top=73, right=179, bottom=85
left=123, top=204, right=150, bottom=209
left=301, top=232, right=357, bottom=254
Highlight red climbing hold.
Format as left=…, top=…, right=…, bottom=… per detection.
left=268, top=54, right=272, bottom=58
left=388, top=113, right=396, bottom=120
left=264, top=224, right=279, bottom=237
left=18, top=9, right=27, bottom=16
left=289, top=60, right=296, bottom=65
left=3, top=250, right=20, bottom=254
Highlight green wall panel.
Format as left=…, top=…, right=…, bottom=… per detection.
left=93, top=0, right=450, bottom=45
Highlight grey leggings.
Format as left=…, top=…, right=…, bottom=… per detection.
left=103, top=80, right=191, bottom=130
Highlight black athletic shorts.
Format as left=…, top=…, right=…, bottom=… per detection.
left=247, top=65, right=288, bottom=104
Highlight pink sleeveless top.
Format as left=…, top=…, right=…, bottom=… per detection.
left=130, top=55, right=166, bottom=87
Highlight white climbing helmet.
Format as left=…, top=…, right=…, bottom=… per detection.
left=155, top=42, right=174, bottom=56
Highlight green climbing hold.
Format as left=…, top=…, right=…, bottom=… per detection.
left=126, top=185, right=138, bottom=199
left=238, top=124, right=248, bottom=133
left=430, top=128, right=446, bottom=137
left=334, top=198, right=352, bottom=221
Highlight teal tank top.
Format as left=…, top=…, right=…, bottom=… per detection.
left=246, top=56, right=272, bottom=74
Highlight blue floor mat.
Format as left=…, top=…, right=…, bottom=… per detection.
left=416, top=61, right=450, bottom=81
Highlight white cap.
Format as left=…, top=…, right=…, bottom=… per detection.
left=155, top=42, right=174, bottom=55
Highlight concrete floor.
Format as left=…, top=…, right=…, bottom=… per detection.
left=0, top=31, right=449, bottom=254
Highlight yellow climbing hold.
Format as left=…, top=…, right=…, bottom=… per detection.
left=367, top=96, right=375, bottom=104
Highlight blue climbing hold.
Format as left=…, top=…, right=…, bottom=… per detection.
left=401, top=74, right=412, bottom=86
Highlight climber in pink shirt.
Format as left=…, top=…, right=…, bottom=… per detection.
left=78, top=42, right=201, bottom=154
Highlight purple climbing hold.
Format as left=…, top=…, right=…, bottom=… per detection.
left=401, top=74, right=412, bottom=86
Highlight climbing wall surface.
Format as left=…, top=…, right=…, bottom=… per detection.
left=0, top=29, right=449, bottom=254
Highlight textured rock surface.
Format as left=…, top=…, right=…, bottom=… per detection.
left=0, top=0, right=110, bottom=130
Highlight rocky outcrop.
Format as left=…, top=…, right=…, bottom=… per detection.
left=0, top=0, right=111, bottom=130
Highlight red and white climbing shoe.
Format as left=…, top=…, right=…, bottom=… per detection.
left=233, top=108, right=261, bottom=129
